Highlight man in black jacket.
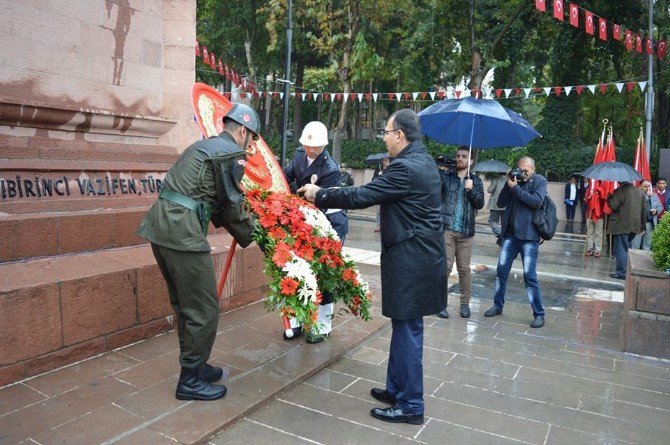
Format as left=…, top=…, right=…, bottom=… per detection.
left=299, top=109, right=446, bottom=426
left=436, top=147, right=484, bottom=319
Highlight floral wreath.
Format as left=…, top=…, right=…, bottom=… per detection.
left=245, top=188, right=372, bottom=332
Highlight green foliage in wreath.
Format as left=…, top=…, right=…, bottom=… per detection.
left=651, top=215, right=670, bottom=272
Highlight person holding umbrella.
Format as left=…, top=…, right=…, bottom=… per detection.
left=483, top=156, right=547, bottom=328
left=436, top=147, right=484, bottom=319
left=606, top=181, right=647, bottom=279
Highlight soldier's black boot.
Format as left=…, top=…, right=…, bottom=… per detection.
left=198, top=363, right=224, bottom=383
left=175, top=367, right=227, bottom=401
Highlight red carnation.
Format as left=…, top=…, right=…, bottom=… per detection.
left=272, top=242, right=292, bottom=267
left=280, top=277, right=299, bottom=295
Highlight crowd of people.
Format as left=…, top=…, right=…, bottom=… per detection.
left=138, top=102, right=669, bottom=426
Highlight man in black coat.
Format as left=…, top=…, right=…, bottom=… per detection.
left=299, top=109, right=446, bottom=426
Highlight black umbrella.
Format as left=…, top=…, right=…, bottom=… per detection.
left=364, top=152, right=389, bottom=165
left=581, top=161, right=642, bottom=182
left=472, top=159, right=509, bottom=173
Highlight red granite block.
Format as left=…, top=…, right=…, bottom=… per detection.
left=0, top=283, right=62, bottom=366
left=60, top=271, right=137, bottom=344
left=24, top=337, right=107, bottom=378
left=106, top=318, right=175, bottom=351
left=58, top=212, right=114, bottom=254
left=0, top=216, right=58, bottom=262
left=0, top=362, right=25, bottom=387
left=220, top=287, right=267, bottom=314
left=241, top=247, right=268, bottom=292
left=136, top=265, right=172, bottom=323
left=112, top=210, right=146, bottom=248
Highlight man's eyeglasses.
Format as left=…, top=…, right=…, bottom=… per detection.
left=380, top=129, right=401, bottom=136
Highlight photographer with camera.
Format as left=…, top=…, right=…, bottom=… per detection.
left=483, top=156, right=547, bottom=328
left=436, top=147, right=484, bottom=319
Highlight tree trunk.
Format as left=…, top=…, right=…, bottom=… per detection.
left=293, top=56, right=305, bottom=142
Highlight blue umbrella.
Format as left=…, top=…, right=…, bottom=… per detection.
left=418, top=97, right=540, bottom=174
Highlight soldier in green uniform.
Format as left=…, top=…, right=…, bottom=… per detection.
left=138, top=103, right=260, bottom=401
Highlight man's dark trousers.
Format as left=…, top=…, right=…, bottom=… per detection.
left=386, top=317, right=424, bottom=415
left=613, top=233, right=636, bottom=277
left=151, top=243, right=218, bottom=369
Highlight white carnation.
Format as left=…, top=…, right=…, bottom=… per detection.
left=300, top=205, right=339, bottom=240
left=282, top=252, right=319, bottom=304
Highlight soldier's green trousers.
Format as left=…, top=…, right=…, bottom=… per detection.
left=151, top=243, right=218, bottom=370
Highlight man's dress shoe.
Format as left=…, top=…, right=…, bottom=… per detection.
left=370, top=406, right=424, bottom=425
left=370, top=388, right=396, bottom=404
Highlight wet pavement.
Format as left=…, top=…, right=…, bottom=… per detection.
left=2, top=215, right=669, bottom=444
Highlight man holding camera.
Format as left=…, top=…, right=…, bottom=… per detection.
left=484, top=156, right=546, bottom=328
left=436, top=147, right=484, bottom=319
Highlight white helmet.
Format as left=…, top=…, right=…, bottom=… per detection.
left=299, top=121, right=329, bottom=147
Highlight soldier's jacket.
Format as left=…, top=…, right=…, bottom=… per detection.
left=138, top=132, right=254, bottom=252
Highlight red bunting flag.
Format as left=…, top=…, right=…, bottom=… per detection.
left=195, top=40, right=201, bottom=57
left=575, top=85, right=584, bottom=95
left=613, top=24, right=621, bottom=41
left=600, top=84, right=608, bottom=95
left=569, top=3, right=578, bottom=27
left=420, top=92, right=428, bottom=100
left=626, top=82, right=636, bottom=92
left=554, top=0, right=564, bottom=21
left=636, top=34, right=643, bottom=52
left=625, top=30, right=633, bottom=50
left=209, top=52, right=216, bottom=68
left=218, top=60, right=224, bottom=74
left=495, top=89, right=503, bottom=98
left=598, top=18, right=607, bottom=40
left=536, top=0, right=546, bottom=12
left=202, top=46, right=209, bottom=62
left=646, top=37, right=654, bottom=55
left=364, top=92, right=371, bottom=101
left=553, top=86, right=563, bottom=96
left=585, top=11, right=594, bottom=35
left=658, top=39, right=668, bottom=59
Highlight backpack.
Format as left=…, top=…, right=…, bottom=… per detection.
left=532, top=193, right=558, bottom=241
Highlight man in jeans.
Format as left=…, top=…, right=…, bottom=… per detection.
left=436, top=147, right=484, bottom=319
left=484, top=156, right=547, bottom=328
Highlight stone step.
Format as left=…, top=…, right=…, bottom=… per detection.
left=0, top=233, right=268, bottom=385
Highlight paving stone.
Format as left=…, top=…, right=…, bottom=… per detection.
left=24, top=351, right=140, bottom=397
left=114, top=330, right=179, bottom=362
left=416, top=417, right=530, bottom=445
left=211, top=418, right=315, bottom=445
left=544, top=424, right=635, bottom=445
left=112, top=427, right=184, bottom=445
left=114, top=376, right=184, bottom=419
left=0, top=383, right=45, bottom=417
left=32, top=404, right=144, bottom=445
left=113, top=351, right=180, bottom=390
left=304, top=369, right=358, bottom=392
left=243, top=399, right=416, bottom=444
left=424, top=394, right=549, bottom=444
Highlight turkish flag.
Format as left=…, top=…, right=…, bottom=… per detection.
left=625, top=30, right=633, bottom=50
left=634, top=133, right=651, bottom=184
left=554, top=0, right=564, bottom=21
left=613, top=24, right=621, bottom=41
left=569, top=3, right=578, bottom=27
left=599, top=18, right=607, bottom=40
left=575, top=85, right=584, bottom=95
left=536, top=0, right=546, bottom=12
left=202, top=46, right=209, bottom=62
left=210, top=52, right=216, bottom=68
left=195, top=41, right=201, bottom=57
left=658, top=39, right=668, bottom=59
left=646, top=38, right=654, bottom=55
left=585, top=11, right=594, bottom=35
left=636, top=34, right=643, bottom=53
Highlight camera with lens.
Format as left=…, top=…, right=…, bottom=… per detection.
left=436, top=155, right=457, bottom=169
left=508, top=167, right=525, bottom=181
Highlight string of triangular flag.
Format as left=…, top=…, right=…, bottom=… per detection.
left=535, top=1, right=667, bottom=59
left=195, top=40, right=258, bottom=95
left=253, top=80, right=647, bottom=103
